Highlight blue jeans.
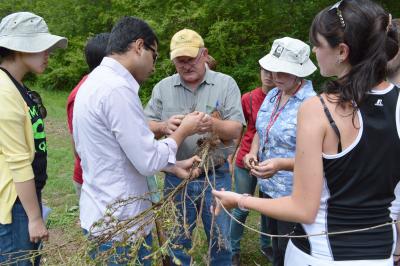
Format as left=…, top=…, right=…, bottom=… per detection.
left=261, top=192, right=295, bottom=266
left=230, top=165, right=271, bottom=255
left=83, top=229, right=152, bottom=266
left=0, top=201, right=41, bottom=266
left=164, top=163, right=232, bottom=266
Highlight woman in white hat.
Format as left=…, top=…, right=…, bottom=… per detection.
left=214, top=0, right=400, bottom=265
left=0, top=12, right=67, bottom=265
left=215, top=36, right=316, bottom=266
left=240, top=36, right=316, bottom=266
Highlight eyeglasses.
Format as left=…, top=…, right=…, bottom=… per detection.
left=27, top=90, right=47, bottom=119
left=173, top=49, right=204, bottom=68
left=144, top=42, right=158, bottom=65
left=329, top=0, right=346, bottom=28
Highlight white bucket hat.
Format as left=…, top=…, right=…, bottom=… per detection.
left=0, top=12, right=67, bottom=53
left=259, top=37, right=316, bottom=77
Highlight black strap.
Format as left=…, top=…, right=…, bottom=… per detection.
left=319, top=95, right=342, bottom=153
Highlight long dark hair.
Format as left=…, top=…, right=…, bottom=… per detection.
left=310, top=0, right=398, bottom=108
left=387, top=19, right=400, bottom=79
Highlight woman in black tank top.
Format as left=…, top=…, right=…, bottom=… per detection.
left=213, top=1, right=400, bottom=265
left=0, top=12, right=67, bottom=265
left=386, top=18, right=400, bottom=266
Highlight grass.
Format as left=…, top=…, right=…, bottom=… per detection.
left=37, top=87, right=271, bottom=265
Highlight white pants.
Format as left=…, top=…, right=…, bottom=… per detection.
left=284, top=240, right=393, bottom=266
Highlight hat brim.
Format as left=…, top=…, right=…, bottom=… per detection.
left=259, top=54, right=317, bottom=77
left=0, top=33, right=67, bottom=53
left=170, top=46, right=200, bottom=60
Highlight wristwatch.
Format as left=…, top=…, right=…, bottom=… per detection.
left=238, top=193, right=250, bottom=211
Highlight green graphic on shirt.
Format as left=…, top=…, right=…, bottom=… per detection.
left=38, top=141, right=47, bottom=152
left=29, top=105, right=47, bottom=153
left=32, top=119, right=46, bottom=139
left=29, top=105, right=39, bottom=119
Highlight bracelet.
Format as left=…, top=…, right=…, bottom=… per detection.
left=394, top=254, right=400, bottom=256
left=238, top=193, right=250, bottom=211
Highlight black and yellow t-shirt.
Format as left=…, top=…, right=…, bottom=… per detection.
left=0, top=67, right=47, bottom=191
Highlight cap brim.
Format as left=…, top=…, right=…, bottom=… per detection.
left=259, top=54, right=317, bottom=77
left=170, top=47, right=199, bottom=60
left=0, top=33, right=67, bottom=53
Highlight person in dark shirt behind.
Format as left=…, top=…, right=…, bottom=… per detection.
left=66, top=33, right=109, bottom=199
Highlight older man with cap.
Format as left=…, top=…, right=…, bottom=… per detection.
left=145, top=29, right=245, bottom=265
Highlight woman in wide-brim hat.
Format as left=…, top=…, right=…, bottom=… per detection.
left=242, top=36, right=317, bottom=266
left=0, top=11, right=67, bottom=265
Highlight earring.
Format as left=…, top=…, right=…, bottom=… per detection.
left=336, top=57, right=342, bottom=64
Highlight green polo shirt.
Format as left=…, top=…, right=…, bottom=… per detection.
left=145, top=68, right=245, bottom=161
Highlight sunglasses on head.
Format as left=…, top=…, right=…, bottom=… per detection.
left=27, top=90, right=47, bottom=119
left=329, top=0, right=346, bottom=28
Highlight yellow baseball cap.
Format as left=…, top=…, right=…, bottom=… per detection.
left=170, top=29, right=204, bottom=60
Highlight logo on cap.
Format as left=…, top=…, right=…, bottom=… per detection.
left=273, top=45, right=284, bottom=58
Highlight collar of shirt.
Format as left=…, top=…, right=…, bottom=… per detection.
left=101, top=57, right=140, bottom=94
left=172, top=66, right=215, bottom=90
left=292, top=79, right=313, bottom=101
left=264, top=79, right=313, bottom=105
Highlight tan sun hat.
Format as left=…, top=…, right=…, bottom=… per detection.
left=0, top=12, right=67, bottom=53
left=259, top=37, right=316, bottom=77
left=170, top=29, right=204, bottom=60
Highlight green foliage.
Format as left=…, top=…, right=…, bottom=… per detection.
left=1, top=0, right=400, bottom=98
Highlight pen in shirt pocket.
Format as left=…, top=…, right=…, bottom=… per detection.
left=215, top=100, right=220, bottom=111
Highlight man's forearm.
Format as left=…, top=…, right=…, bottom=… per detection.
left=213, top=119, right=242, bottom=140
left=148, top=120, right=167, bottom=139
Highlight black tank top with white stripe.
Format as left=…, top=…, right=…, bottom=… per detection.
left=292, top=85, right=400, bottom=261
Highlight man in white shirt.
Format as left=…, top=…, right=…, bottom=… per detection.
left=73, top=16, right=206, bottom=265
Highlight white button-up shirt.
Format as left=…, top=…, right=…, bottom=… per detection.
left=73, top=57, right=177, bottom=237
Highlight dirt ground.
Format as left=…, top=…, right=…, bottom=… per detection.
left=41, top=226, right=86, bottom=265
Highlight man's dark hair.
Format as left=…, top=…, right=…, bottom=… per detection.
left=106, top=16, right=158, bottom=55
left=85, top=33, right=110, bottom=71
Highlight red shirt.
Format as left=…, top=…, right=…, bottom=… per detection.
left=66, top=75, right=88, bottom=184
left=235, top=87, right=267, bottom=168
